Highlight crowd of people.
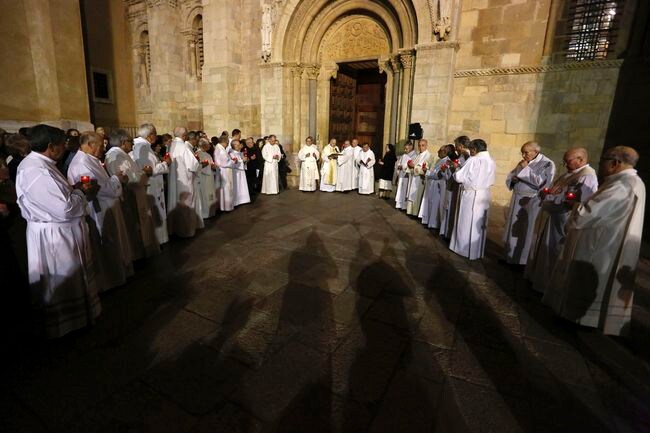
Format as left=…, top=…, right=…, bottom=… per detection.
left=0, top=122, right=645, bottom=339
left=0, top=123, right=291, bottom=338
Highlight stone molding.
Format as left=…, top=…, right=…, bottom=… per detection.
left=127, top=9, right=147, bottom=23
left=454, top=59, right=624, bottom=77
left=415, top=41, right=460, bottom=51
left=145, top=0, right=177, bottom=8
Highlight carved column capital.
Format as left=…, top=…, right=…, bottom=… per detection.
left=399, top=50, right=415, bottom=70
left=305, top=64, right=321, bottom=80
left=290, top=64, right=304, bottom=78
left=389, top=56, right=401, bottom=74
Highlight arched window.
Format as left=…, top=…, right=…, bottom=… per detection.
left=193, top=15, right=204, bottom=78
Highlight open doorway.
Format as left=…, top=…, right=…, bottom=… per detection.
left=328, top=61, right=387, bottom=158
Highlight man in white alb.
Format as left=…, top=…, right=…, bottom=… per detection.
left=336, top=140, right=354, bottom=192
left=261, top=135, right=281, bottom=194
left=298, top=136, right=320, bottom=192
left=320, top=139, right=339, bottom=192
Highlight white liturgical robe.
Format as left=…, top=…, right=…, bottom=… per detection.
left=449, top=151, right=496, bottom=260
left=357, top=148, right=376, bottom=194
left=131, top=137, right=169, bottom=245
left=196, top=149, right=218, bottom=218
left=68, top=151, right=133, bottom=292
left=525, top=164, right=598, bottom=293
left=261, top=143, right=281, bottom=195
left=16, top=152, right=101, bottom=338
left=395, top=150, right=415, bottom=209
left=419, top=157, right=447, bottom=229
left=231, top=149, right=251, bottom=207
left=406, top=150, right=432, bottom=216
left=215, top=144, right=235, bottom=212
left=503, top=153, right=556, bottom=264
left=105, top=146, right=160, bottom=258
left=166, top=138, right=204, bottom=237
left=320, top=144, right=339, bottom=192
left=298, top=144, right=320, bottom=191
left=440, top=154, right=468, bottom=238
left=352, top=145, right=362, bottom=189
left=543, top=169, right=645, bottom=336
left=336, top=146, right=355, bottom=192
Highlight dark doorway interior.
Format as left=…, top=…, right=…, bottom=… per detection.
left=329, top=61, right=387, bottom=158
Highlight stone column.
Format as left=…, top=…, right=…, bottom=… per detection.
left=378, top=59, right=393, bottom=152
left=305, top=65, right=320, bottom=140
left=291, top=64, right=304, bottom=150
left=389, top=56, right=402, bottom=146
left=398, top=50, right=415, bottom=142
left=317, top=64, right=338, bottom=147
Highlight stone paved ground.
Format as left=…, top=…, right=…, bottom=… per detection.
left=2, top=190, right=650, bottom=433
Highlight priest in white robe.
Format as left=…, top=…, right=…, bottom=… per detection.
left=320, top=139, right=339, bottom=193
left=166, top=127, right=204, bottom=238
left=395, top=141, right=416, bottom=209
left=440, top=137, right=470, bottom=238
left=196, top=138, right=218, bottom=218
left=231, top=139, right=251, bottom=207
left=543, top=146, right=645, bottom=336
left=449, top=139, right=496, bottom=260
left=131, top=123, right=170, bottom=245
left=15, top=124, right=101, bottom=338
left=106, top=129, right=160, bottom=258
left=68, top=132, right=133, bottom=292
left=503, top=142, right=556, bottom=265
left=356, top=143, right=376, bottom=195
left=261, top=136, right=281, bottom=195
left=406, top=139, right=433, bottom=216
left=336, top=140, right=355, bottom=192
left=420, top=146, right=449, bottom=228
left=351, top=138, right=362, bottom=190
left=298, top=136, right=320, bottom=192
left=525, top=148, right=598, bottom=293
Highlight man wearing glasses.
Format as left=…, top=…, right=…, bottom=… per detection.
left=543, top=146, right=644, bottom=336
left=525, top=147, right=598, bottom=293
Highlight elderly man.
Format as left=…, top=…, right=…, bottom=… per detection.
left=395, top=141, right=416, bottom=210
left=406, top=139, right=433, bottom=216
left=106, top=129, right=160, bottom=258
left=543, top=146, right=644, bottom=336
left=350, top=138, right=362, bottom=190
left=167, top=126, right=204, bottom=237
left=15, top=124, right=101, bottom=338
left=298, top=136, right=320, bottom=192
left=320, top=139, right=339, bottom=192
left=503, top=141, right=555, bottom=264
left=336, top=140, right=354, bottom=192
left=131, top=123, right=170, bottom=245
left=261, top=134, right=281, bottom=195
left=68, top=132, right=133, bottom=291
left=420, top=145, right=449, bottom=229
left=449, top=139, right=496, bottom=260
left=439, top=136, right=470, bottom=238
left=526, top=147, right=598, bottom=293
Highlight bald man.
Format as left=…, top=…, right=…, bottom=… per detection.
left=525, top=147, right=598, bottom=292
left=503, top=142, right=555, bottom=264
left=543, top=146, right=645, bottom=336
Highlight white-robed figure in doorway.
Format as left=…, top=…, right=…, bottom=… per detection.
left=15, top=124, right=101, bottom=338
left=356, top=142, right=376, bottom=195
left=543, top=146, right=645, bottom=336
left=351, top=138, right=362, bottom=189
left=131, top=123, right=170, bottom=245
left=166, top=126, right=204, bottom=237
left=525, top=148, right=598, bottom=293
left=106, top=129, right=160, bottom=258
left=320, top=139, right=339, bottom=192
left=503, top=141, right=556, bottom=265
left=406, top=139, right=433, bottom=216
left=420, top=145, right=449, bottom=228
left=261, top=135, right=281, bottom=194
left=336, top=140, right=355, bottom=192
left=230, top=139, right=251, bottom=207
left=68, top=132, right=133, bottom=292
left=298, top=136, right=320, bottom=191
left=196, top=138, right=218, bottom=218
left=449, top=139, right=496, bottom=260
left=395, top=141, right=416, bottom=209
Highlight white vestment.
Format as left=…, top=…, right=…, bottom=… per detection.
left=231, top=149, right=251, bottom=206
left=166, top=138, right=203, bottom=238
left=261, top=143, right=281, bottom=195
left=320, top=144, right=339, bottom=192
left=543, top=169, right=645, bottom=336
left=298, top=144, right=320, bottom=191
left=105, top=146, right=160, bottom=258
left=395, top=151, right=416, bottom=209
left=352, top=145, right=362, bottom=189
left=68, top=151, right=133, bottom=292
left=15, top=152, right=101, bottom=338
left=406, top=150, right=432, bottom=216
left=525, top=165, right=598, bottom=293
left=503, top=153, right=556, bottom=264
left=196, top=149, right=218, bottom=218
left=440, top=154, right=468, bottom=238
left=419, top=157, right=447, bottom=229
left=336, top=146, right=355, bottom=192
left=449, top=151, right=496, bottom=260
left=357, top=149, right=376, bottom=195
left=131, top=137, right=169, bottom=245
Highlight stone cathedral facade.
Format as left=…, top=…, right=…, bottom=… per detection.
left=2, top=0, right=643, bottom=220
